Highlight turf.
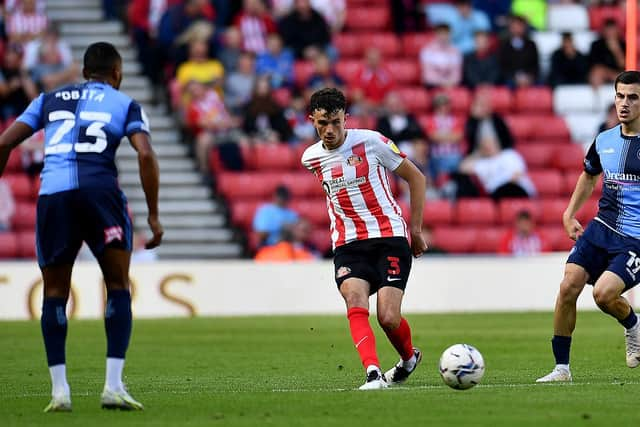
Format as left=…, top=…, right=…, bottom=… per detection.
left=2, top=311, right=640, bottom=427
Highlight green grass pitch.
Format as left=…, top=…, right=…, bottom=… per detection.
left=2, top=311, right=640, bottom=427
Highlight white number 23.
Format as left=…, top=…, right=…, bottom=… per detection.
left=45, top=110, right=111, bottom=155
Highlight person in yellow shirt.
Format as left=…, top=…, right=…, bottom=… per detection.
left=176, top=38, right=224, bottom=100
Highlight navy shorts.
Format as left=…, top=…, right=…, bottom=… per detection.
left=36, top=188, right=132, bottom=268
left=333, top=237, right=412, bottom=295
left=567, top=219, right=640, bottom=290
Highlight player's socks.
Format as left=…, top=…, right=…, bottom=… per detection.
left=104, top=290, right=132, bottom=391
left=619, top=308, right=638, bottom=330
left=41, top=298, right=70, bottom=395
left=347, top=307, right=380, bottom=369
left=48, top=364, right=70, bottom=397
left=384, top=317, right=415, bottom=367
left=551, top=335, right=571, bottom=365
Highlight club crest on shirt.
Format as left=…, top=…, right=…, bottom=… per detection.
left=346, top=154, right=362, bottom=166
left=336, top=266, right=351, bottom=278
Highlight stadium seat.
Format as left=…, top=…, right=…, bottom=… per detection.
left=217, top=172, right=282, bottom=200
left=589, top=6, right=625, bottom=32
left=540, top=226, right=574, bottom=252
left=345, top=7, right=391, bottom=31
left=230, top=199, right=262, bottom=231
left=552, top=143, right=585, bottom=172
left=505, top=115, right=533, bottom=142
left=539, top=198, right=566, bottom=225
left=454, top=199, right=497, bottom=225
left=422, top=199, right=454, bottom=226
left=293, top=60, right=314, bottom=88
left=0, top=232, right=18, bottom=259
left=529, top=169, right=564, bottom=197
left=514, top=87, right=553, bottom=113
left=432, top=226, right=477, bottom=253
left=17, top=231, right=36, bottom=258
left=517, top=144, right=556, bottom=170
left=5, top=149, right=22, bottom=173
left=394, top=86, right=430, bottom=113
left=576, top=197, right=599, bottom=225
left=547, top=4, right=590, bottom=31
left=532, top=31, right=596, bottom=78
left=475, top=227, right=506, bottom=253
left=430, top=86, right=471, bottom=114
left=290, top=198, right=329, bottom=227
left=4, top=174, right=32, bottom=202
left=417, top=113, right=466, bottom=137
left=563, top=113, right=603, bottom=145
left=401, top=32, right=435, bottom=57
left=251, top=144, right=297, bottom=171
left=553, top=85, right=598, bottom=114
left=480, top=86, right=512, bottom=114
left=385, top=59, right=421, bottom=85
left=529, top=115, right=571, bottom=143
left=498, top=199, right=541, bottom=224
left=279, top=172, right=326, bottom=198
left=562, top=170, right=602, bottom=196
left=334, top=33, right=365, bottom=58
left=335, top=59, right=362, bottom=85
left=11, top=202, right=36, bottom=231
left=308, top=227, right=332, bottom=255
left=337, top=32, right=401, bottom=58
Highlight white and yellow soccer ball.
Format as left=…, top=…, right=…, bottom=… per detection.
left=438, top=343, right=485, bottom=390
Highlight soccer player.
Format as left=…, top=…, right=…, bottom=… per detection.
left=0, top=42, right=163, bottom=410
left=301, top=88, right=428, bottom=390
left=537, top=71, right=640, bottom=383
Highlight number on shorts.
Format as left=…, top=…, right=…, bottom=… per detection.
left=387, top=256, right=401, bottom=275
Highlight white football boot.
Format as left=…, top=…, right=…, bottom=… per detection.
left=536, top=366, right=572, bottom=383
left=624, top=323, right=640, bottom=368
left=43, top=394, right=72, bottom=412
left=101, top=386, right=144, bottom=410
left=358, top=369, right=388, bottom=390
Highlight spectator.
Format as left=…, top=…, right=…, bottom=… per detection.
left=498, top=209, right=550, bottom=255
left=157, top=0, right=215, bottom=65
left=425, top=93, right=465, bottom=180
left=548, top=32, right=589, bottom=87
left=254, top=218, right=318, bottom=262
left=474, top=0, right=512, bottom=32
left=224, top=51, right=257, bottom=114
left=375, top=91, right=424, bottom=147
left=218, top=26, right=243, bottom=74
left=0, top=43, right=38, bottom=122
left=598, top=103, right=618, bottom=133
left=6, top=0, right=47, bottom=44
left=233, top=0, right=277, bottom=55
left=497, top=14, right=539, bottom=88
left=243, top=76, right=293, bottom=143
left=309, top=0, right=346, bottom=34
left=184, top=80, right=242, bottom=173
left=588, top=18, right=625, bottom=88
left=278, top=0, right=332, bottom=59
left=25, top=29, right=78, bottom=92
left=465, top=89, right=514, bottom=154
left=255, top=33, right=294, bottom=89
left=20, top=129, right=44, bottom=177
left=350, top=47, right=396, bottom=113
left=0, top=177, right=15, bottom=231
left=305, top=52, right=345, bottom=98
left=458, top=135, right=536, bottom=200
left=449, top=0, right=491, bottom=55
left=462, top=30, right=501, bottom=88
left=419, top=23, right=462, bottom=88
left=284, top=92, right=316, bottom=145
left=175, top=37, right=225, bottom=95
left=252, top=185, right=299, bottom=247
left=391, top=0, right=423, bottom=34
left=127, top=0, right=168, bottom=87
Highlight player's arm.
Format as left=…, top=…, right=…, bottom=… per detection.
left=394, top=158, right=428, bottom=257
left=0, top=121, right=35, bottom=176
left=129, top=132, right=163, bottom=249
left=563, top=171, right=600, bottom=241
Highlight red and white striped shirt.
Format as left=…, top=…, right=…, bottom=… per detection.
left=6, top=11, right=48, bottom=42
left=301, top=129, right=408, bottom=249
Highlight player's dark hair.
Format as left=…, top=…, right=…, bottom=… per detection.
left=309, top=88, right=346, bottom=115
left=83, top=42, right=121, bottom=77
left=615, top=71, right=640, bottom=90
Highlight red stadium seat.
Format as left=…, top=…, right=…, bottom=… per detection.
left=475, top=227, right=507, bottom=253
left=217, top=172, right=282, bottom=200
left=529, top=169, right=564, bottom=197
left=454, top=198, right=497, bottom=225
left=422, top=199, right=454, bottom=226
left=530, top=115, right=571, bottom=143
left=345, top=7, right=391, bottom=32
left=278, top=172, right=325, bottom=198
left=576, top=197, right=599, bottom=225
left=539, top=198, right=566, bottom=225
left=431, top=87, right=471, bottom=114
left=308, top=227, right=332, bottom=255
left=589, top=6, right=625, bottom=32
left=17, top=231, right=36, bottom=258
left=251, top=144, right=297, bottom=171
left=4, top=174, right=32, bottom=202
left=385, top=60, right=421, bottom=85
left=517, top=144, right=556, bottom=170
left=230, top=199, right=262, bottom=231
left=394, top=86, right=430, bottom=113
left=11, top=202, right=36, bottom=231
left=540, top=226, right=574, bottom=252
left=505, top=115, right=533, bottom=142
left=401, top=32, right=435, bottom=57
left=0, top=232, right=18, bottom=259
left=293, top=60, right=314, bottom=88
left=498, top=199, right=541, bottom=224
left=5, top=149, right=23, bottom=173
left=335, top=59, right=362, bottom=85
left=478, top=86, right=512, bottom=114
left=336, top=32, right=401, bottom=58
left=514, top=87, right=553, bottom=113
left=334, top=33, right=364, bottom=58
left=290, top=198, right=329, bottom=227
left=432, top=226, right=478, bottom=253
left=552, top=143, right=585, bottom=172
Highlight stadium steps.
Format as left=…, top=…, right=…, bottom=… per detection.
left=50, top=0, right=244, bottom=259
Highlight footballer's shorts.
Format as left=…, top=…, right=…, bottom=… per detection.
left=36, top=188, right=132, bottom=268
left=333, top=237, right=412, bottom=295
left=567, top=219, right=640, bottom=291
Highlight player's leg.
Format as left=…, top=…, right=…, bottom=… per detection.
left=377, top=286, right=421, bottom=386
left=536, top=263, right=588, bottom=383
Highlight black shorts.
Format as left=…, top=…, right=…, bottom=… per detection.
left=333, top=237, right=412, bottom=295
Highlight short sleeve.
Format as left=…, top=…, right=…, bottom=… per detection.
left=125, top=101, right=151, bottom=137
left=584, top=141, right=602, bottom=175
left=373, top=132, right=406, bottom=171
left=16, top=93, right=44, bottom=131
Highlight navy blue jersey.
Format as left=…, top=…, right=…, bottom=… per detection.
left=584, top=125, right=640, bottom=238
left=16, top=81, right=150, bottom=195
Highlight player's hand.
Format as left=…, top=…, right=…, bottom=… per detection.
left=563, top=216, right=584, bottom=241
left=410, top=230, right=428, bottom=258
left=146, top=214, right=163, bottom=249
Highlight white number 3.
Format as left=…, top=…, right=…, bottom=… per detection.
left=46, top=110, right=111, bottom=155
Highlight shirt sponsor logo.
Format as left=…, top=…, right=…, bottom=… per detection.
left=601, top=148, right=615, bottom=154
left=322, top=176, right=366, bottom=194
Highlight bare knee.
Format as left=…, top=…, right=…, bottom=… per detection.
left=377, top=309, right=400, bottom=331
left=592, top=286, right=617, bottom=309
left=558, top=274, right=586, bottom=303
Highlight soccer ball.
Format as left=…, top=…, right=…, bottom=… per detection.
left=438, top=343, right=485, bottom=390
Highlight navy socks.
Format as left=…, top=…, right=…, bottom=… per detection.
left=104, top=290, right=132, bottom=358
left=41, top=298, right=68, bottom=366
left=551, top=335, right=572, bottom=365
